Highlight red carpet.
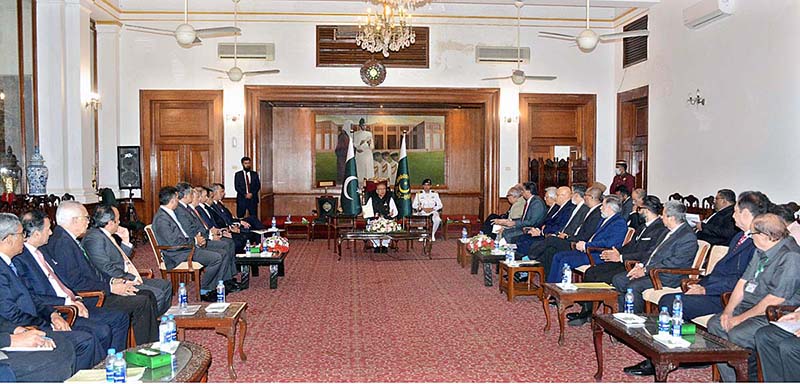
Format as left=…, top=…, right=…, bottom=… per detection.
left=134, top=239, right=712, bottom=382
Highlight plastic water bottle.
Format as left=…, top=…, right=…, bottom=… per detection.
left=624, top=288, right=635, bottom=314
left=561, top=263, right=572, bottom=284
left=113, top=352, right=126, bottom=383
left=658, top=306, right=671, bottom=336
left=287, top=214, right=292, bottom=223
left=505, top=250, right=514, bottom=264
left=245, top=239, right=251, bottom=253
left=271, top=217, right=277, bottom=228
left=178, top=283, right=187, bottom=309
left=216, top=280, right=226, bottom=303
left=105, top=348, right=117, bottom=382
left=158, top=316, right=169, bottom=346
left=461, top=227, right=468, bottom=240
left=167, top=315, right=177, bottom=346
left=672, top=295, right=684, bottom=337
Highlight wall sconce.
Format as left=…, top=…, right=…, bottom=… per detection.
left=226, top=113, right=241, bottom=122
left=687, top=89, right=705, bottom=106
left=503, top=114, right=519, bottom=124
left=85, top=92, right=101, bottom=110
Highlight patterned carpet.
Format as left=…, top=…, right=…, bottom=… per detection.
left=133, top=239, right=711, bottom=382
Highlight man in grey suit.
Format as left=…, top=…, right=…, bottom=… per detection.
left=494, top=181, right=546, bottom=243
left=82, top=205, right=173, bottom=315
left=152, top=186, right=234, bottom=302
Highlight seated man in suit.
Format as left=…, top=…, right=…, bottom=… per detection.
left=0, top=317, right=78, bottom=382
left=541, top=187, right=560, bottom=224
left=568, top=195, right=667, bottom=326
left=493, top=181, right=546, bottom=243
left=82, top=205, right=173, bottom=315
left=547, top=195, right=628, bottom=283
left=14, top=210, right=130, bottom=353
left=174, top=183, right=241, bottom=293
left=209, top=183, right=265, bottom=230
left=0, top=213, right=100, bottom=370
left=695, top=189, right=738, bottom=246
left=515, top=186, right=575, bottom=255
left=152, top=187, right=234, bottom=302
left=44, top=201, right=159, bottom=345
left=708, top=213, right=800, bottom=382
left=615, top=185, right=633, bottom=222
left=194, top=186, right=260, bottom=251
left=363, top=182, right=398, bottom=253
left=657, top=191, right=769, bottom=324
left=626, top=188, right=647, bottom=229
left=481, top=185, right=525, bottom=239
left=755, top=306, right=800, bottom=382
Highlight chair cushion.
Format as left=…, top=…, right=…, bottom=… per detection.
left=692, top=314, right=713, bottom=328
left=642, top=287, right=682, bottom=304
left=159, top=261, right=204, bottom=271
left=574, top=264, right=590, bottom=273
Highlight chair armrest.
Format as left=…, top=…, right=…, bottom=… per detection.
left=680, top=278, right=701, bottom=292
left=648, top=268, right=701, bottom=290
left=184, top=246, right=198, bottom=272
left=78, top=291, right=106, bottom=307
left=53, top=305, right=77, bottom=326
left=624, top=260, right=638, bottom=272
left=138, top=268, right=154, bottom=279
left=721, top=292, right=731, bottom=307
left=766, top=305, right=799, bottom=322
left=156, top=244, right=193, bottom=252
left=584, top=247, right=611, bottom=267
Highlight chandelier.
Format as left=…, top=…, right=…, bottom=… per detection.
left=356, top=3, right=416, bottom=58
left=367, top=0, right=431, bottom=10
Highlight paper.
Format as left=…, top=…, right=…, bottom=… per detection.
left=1, top=346, right=54, bottom=352
left=556, top=282, right=578, bottom=291
left=771, top=320, right=800, bottom=334
left=251, top=229, right=269, bottom=235
left=165, top=305, right=201, bottom=316
left=66, top=367, right=145, bottom=383
left=652, top=333, right=692, bottom=349
left=574, top=282, right=615, bottom=290
left=492, top=224, right=503, bottom=234
left=613, top=313, right=647, bottom=325
left=205, top=302, right=230, bottom=313
left=361, top=204, right=374, bottom=219
left=685, top=213, right=701, bottom=228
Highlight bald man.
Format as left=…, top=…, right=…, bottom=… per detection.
left=515, top=186, right=575, bottom=256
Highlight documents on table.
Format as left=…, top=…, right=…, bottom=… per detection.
left=165, top=304, right=201, bottom=316
left=67, top=367, right=146, bottom=383
left=205, top=302, right=230, bottom=313
left=573, top=282, right=614, bottom=290
left=612, top=313, right=647, bottom=326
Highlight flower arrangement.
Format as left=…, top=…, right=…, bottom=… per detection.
left=366, top=217, right=402, bottom=233
left=466, top=233, right=495, bottom=253
left=264, top=235, right=290, bottom=253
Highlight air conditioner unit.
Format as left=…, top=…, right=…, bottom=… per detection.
left=475, top=46, right=530, bottom=64
left=683, top=0, right=734, bottom=29
left=217, top=43, right=275, bottom=60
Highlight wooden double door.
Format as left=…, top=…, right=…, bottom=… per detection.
left=617, top=86, right=649, bottom=189
left=140, top=90, right=224, bottom=223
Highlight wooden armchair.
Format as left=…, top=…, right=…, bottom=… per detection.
left=638, top=240, right=711, bottom=313
left=144, top=224, right=204, bottom=300
left=668, top=193, right=684, bottom=203
left=327, top=215, right=357, bottom=250
left=767, top=305, right=798, bottom=321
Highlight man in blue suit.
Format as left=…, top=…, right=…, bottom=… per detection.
left=657, top=191, right=770, bottom=321
left=0, top=316, right=77, bottom=382
left=234, top=156, right=261, bottom=218
left=494, top=181, right=546, bottom=243
left=547, top=195, right=628, bottom=282
left=0, top=213, right=99, bottom=370
left=515, top=186, right=575, bottom=255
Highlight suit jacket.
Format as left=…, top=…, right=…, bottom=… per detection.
left=195, top=204, right=218, bottom=229
left=175, top=202, right=210, bottom=238
left=700, top=231, right=756, bottom=296
left=543, top=202, right=575, bottom=235
left=620, top=197, right=633, bottom=222
left=210, top=201, right=236, bottom=227
left=514, top=195, right=547, bottom=229
left=619, top=219, right=668, bottom=262
left=644, top=223, right=699, bottom=288
left=696, top=205, right=738, bottom=246
left=584, top=213, right=629, bottom=260
left=543, top=204, right=560, bottom=223
left=151, top=208, right=195, bottom=270
left=561, top=203, right=589, bottom=237
left=234, top=170, right=261, bottom=202
left=42, top=226, right=110, bottom=293
left=81, top=228, right=136, bottom=281
left=12, top=247, right=72, bottom=308
left=628, top=211, right=645, bottom=229
left=0, top=259, right=53, bottom=328
left=567, top=205, right=603, bottom=242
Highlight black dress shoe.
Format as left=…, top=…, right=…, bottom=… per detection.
left=568, top=316, right=590, bottom=327
left=624, top=360, right=654, bottom=376
left=224, top=280, right=241, bottom=293
left=200, top=292, right=217, bottom=302
left=566, top=311, right=589, bottom=321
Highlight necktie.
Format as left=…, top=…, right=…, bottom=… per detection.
left=645, top=231, right=673, bottom=266
left=77, top=241, right=106, bottom=282
left=192, top=207, right=209, bottom=229
left=8, top=262, right=18, bottom=276
left=522, top=198, right=531, bottom=219
left=106, top=233, right=141, bottom=281
left=245, top=172, right=250, bottom=194
left=589, top=216, right=609, bottom=242
left=33, top=249, right=77, bottom=301
left=734, top=233, right=748, bottom=250
left=167, top=209, right=189, bottom=237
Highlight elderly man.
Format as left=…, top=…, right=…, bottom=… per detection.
left=547, top=195, right=628, bottom=283
left=481, top=185, right=525, bottom=238
left=43, top=201, right=159, bottom=345
left=82, top=205, right=173, bottom=315
left=412, top=178, right=443, bottom=241
left=541, top=187, right=560, bottom=223
left=516, top=186, right=575, bottom=255
left=707, top=213, right=800, bottom=382
left=695, top=189, right=738, bottom=246
left=493, top=181, right=546, bottom=243
left=755, top=307, right=800, bottom=382
left=364, top=182, right=398, bottom=253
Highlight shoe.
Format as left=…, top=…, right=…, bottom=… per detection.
left=568, top=316, right=589, bottom=327
left=224, top=280, right=241, bottom=293
left=566, top=311, right=589, bottom=321
left=200, top=291, right=217, bottom=302
left=624, top=360, right=654, bottom=376
left=382, top=246, right=389, bottom=253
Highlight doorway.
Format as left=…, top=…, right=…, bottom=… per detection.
left=617, top=86, right=649, bottom=189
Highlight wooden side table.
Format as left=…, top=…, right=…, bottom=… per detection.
left=456, top=240, right=468, bottom=267
left=285, top=221, right=311, bottom=240
left=173, top=302, right=248, bottom=380
left=541, top=283, right=618, bottom=345
left=498, top=261, right=545, bottom=302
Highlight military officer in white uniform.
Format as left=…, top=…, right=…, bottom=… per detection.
left=412, top=178, right=443, bottom=241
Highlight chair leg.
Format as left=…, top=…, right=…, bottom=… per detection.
left=127, top=325, right=137, bottom=348
left=644, top=301, right=653, bottom=314
left=193, top=271, right=201, bottom=301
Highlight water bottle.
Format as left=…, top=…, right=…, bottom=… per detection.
left=461, top=227, right=468, bottom=240
left=113, top=352, right=126, bottom=383
left=245, top=239, right=251, bottom=253
left=216, top=280, right=226, bottom=303
left=271, top=217, right=277, bottom=228
left=167, top=314, right=177, bottom=346
left=158, top=316, right=169, bottom=346
left=105, top=348, right=117, bottom=383
left=287, top=214, right=292, bottom=223
left=672, top=295, right=684, bottom=337
left=624, top=288, right=635, bottom=314
left=178, top=283, right=187, bottom=309
left=658, top=306, right=671, bottom=336
left=505, top=250, right=514, bottom=265
left=561, top=263, right=572, bottom=284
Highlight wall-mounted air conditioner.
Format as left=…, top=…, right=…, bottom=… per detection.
left=475, top=46, right=530, bottom=64
left=683, top=0, right=734, bottom=29
left=217, top=43, right=275, bottom=60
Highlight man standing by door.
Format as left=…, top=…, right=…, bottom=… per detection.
left=234, top=156, right=260, bottom=218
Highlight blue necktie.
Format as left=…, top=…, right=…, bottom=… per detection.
left=8, top=262, right=18, bottom=276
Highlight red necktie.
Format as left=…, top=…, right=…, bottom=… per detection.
left=33, top=249, right=77, bottom=302
left=193, top=207, right=208, bottom=229
left=245, top=172, right=250, bottom=194
left=522, top=198, right=531, bottom=219
left=734, top=233, right=748, bottom=250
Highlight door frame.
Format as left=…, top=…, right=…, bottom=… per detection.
left=616, top=85, right=649, bottom=189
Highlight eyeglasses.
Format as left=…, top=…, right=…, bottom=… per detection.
left=3, top=232, right=23, bottom=240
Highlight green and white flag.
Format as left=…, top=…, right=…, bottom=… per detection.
left=340, top=136, right=362, bottom=216
left=395, top=134, right=412, bottom=218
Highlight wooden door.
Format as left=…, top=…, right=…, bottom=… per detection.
left=617, top=86, right=648, bottom=189
left=141, top=90, right=224, bottom=223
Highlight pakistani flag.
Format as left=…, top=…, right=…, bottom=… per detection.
left=395, top=134, right=413, bottom=218
left=340, top=136, right=362, bottom=216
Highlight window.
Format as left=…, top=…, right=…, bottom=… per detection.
left=623, top=15, right=648, bottom=68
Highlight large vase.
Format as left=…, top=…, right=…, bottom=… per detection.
left=26, top=146, right=48, bottom=196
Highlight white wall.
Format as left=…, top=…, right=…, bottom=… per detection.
left=615, top=0, right=800, bottom=203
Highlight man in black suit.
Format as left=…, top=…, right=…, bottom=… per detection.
left=234, top=156, right=261, bottom=218
left=568, top=195, right=667, bottom=326
left=209, top=183, right=266, bottom=231
left=152, top=187, right=233, bottom=302
left=493, top=181, right=547, bottom=243
left=82, top=205, right=173, bottom=315
left=44, top=201, right=159, bottom=345
left=194, top=186, right=259, bottom=252
left=696, top=189, right=738, bottom=246
left=614, top=185, right=633, bottom=222
left=627, top=188, right=647, bottom=229
left=0, top=317, right=77, bottom=382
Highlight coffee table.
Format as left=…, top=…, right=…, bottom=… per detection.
left=236, top=252, right=286, bottom=289
left=94, top=341, right=211, bottom=382
left=498, top=261, right=545, bottom=301
left=284, top=221, right=311, bottom=240
left=542, top=283, right=618, bottom=345
left=592, top=314, right=750, bottom=382
left=173, top=302, right=248, bottom=380
left=470, top=250, right=505, bottom=286
left=337, top=230, right=431, bottom=260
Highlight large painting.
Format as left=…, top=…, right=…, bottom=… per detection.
left=315, top=114, right=445, bottom=187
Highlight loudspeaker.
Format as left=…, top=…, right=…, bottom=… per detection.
left=117, top=146, right=142, bottom=189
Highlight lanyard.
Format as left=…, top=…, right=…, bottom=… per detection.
left=753, top=256, right=768, bottom=280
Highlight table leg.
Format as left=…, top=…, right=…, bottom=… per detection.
left=654, top=361, right=675, bottom=382
left=482, top=262, right=493, bottom=286
left=215, top=326, right=237, bottom=380
left=269, top=266, right=279, bottom=289
left=731, top=359, right=749, bottom=382
left=337, top=238, right=343, bottom=261
left=252, top=266, right=260, bottom=277
left=177, top=328, right=185, bottom=341
left=542, top=291, right=552, bottom=332
left=592, top=319, right=604, bottom=381
left=238, top=314, right=248, bottom=361
left=277, top=261, right=285, bottom=277
left=470, top=254, right=479, bottom=274
left=532, top=269, right=545, bottom=303
left=557, top=300, right=568, bottom=346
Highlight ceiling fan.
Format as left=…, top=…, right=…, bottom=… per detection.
left=482, top=1, right=557, bottom=86
left=538, top=0, right=649, bottom=53
left=126, top=0, right=241, bottom=48
left=202, top=0, right=280, bottom=82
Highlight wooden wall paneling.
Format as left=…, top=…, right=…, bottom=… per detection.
left=258, top=102, right=274, bottom=220
left=617, top=85, right=649, bottom=189
left=444, top=108, right=483, bottom=192
left=156, top=145, right=182, bottom=190
left=272, top=107, right=315, bottom=193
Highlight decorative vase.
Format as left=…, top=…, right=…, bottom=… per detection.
left=26, top=146, right=48, bottom=196
left=0, top=146, right=22, bottom=195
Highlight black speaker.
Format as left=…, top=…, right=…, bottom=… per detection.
left=117, top=146, right=142, bottom=189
